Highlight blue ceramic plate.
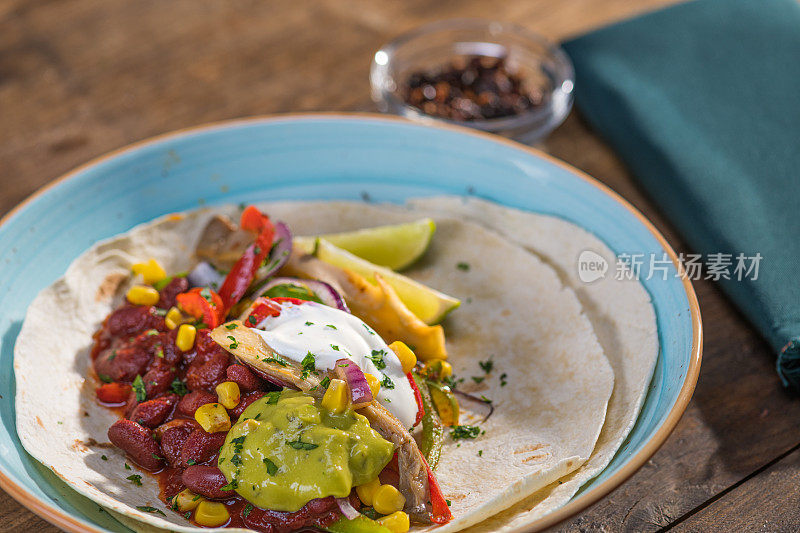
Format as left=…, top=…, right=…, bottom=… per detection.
left=0, top=115, right=701, bottom=532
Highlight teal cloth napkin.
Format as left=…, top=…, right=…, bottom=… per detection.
left=562, top=0, right=800, bottom=389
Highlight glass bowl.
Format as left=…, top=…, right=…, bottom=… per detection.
left=370, top=19, right=575, bottom=144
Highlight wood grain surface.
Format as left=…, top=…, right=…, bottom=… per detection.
left=1, top=1, right=794, bottom=532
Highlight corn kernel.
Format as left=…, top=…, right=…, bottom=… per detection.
left=194, top=501, right=230, bottom=527
left=321, top=378, right=349, bottom=414
left=126, top=285, right=160, bottom=306
left=176, top=324, right=197, bottom=352
left=131, top=258, right=167, bottom=285
left=173, top=489, right=203, bottom=512
left=356, top=477, right=381, bottom=507
left=378, top=511, right=410, bottom=533
left=437, top=360, right=453, bottom=379
left=389, top=341, right=417, bottom=374
left=373, top=484, right=406, bottom=515
left=364, top=373, right=381, bottom=398
left=165, top=307, right=183, bottom=330
left=215, top=381, right=241, bottom=409
left=194, top=403, right=231, bottom=433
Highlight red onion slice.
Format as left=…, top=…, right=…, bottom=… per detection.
left=261, top=221, right=293, bottom=278
left=335, top=358, right=373, bottom=409
left=335, top=497, right=360, bottom=520
left=254, top=277, right=350, bottom=313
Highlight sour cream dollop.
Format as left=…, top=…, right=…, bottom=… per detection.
left=250, top=300, right=417, bottom=428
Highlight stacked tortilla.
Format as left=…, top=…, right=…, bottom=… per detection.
left=14, top=197, right=657, bottom=532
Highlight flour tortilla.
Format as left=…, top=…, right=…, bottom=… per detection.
left=408, top=197, right=658, bottom=532
left=15, top=200, right=614, bottom=532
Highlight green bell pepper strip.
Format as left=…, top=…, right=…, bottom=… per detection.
left=326, top=515, right=391, bottom=533
left=412, top=372, right=445, bottom=469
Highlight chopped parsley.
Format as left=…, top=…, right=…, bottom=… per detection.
left=126, top=474, right=143, bottom=486
left=136, top=506, right=165, bottom=516
left=221, top=479, right=238, bottom=491
left=446, top=499, right=452, bottom=506
left=199, top=288, right=213, bottom=303
left=478, top=450, right=483, bottom=457
left=457, top=262, right=470, bottom=271
left=363, top=324, right=375, bottom=335
left=331, top=344, right=340, bottom=351
left=500, top=373, right=508, bottom=387
left=286, top=439, right=319, bottom=451
left=227, top=335, right=239, bottom=349
left=305, top=321, right=314, bottom=326
left=247, top=315, right=258, bottom=326
left=187, top=459, right=197, bottom=466
left=170, top=378, right=188, bottom=396
left=471, top=376, right=485, bottom=384
left=108, top=350, right=117, bottom=361
left=243, top=503, right=254, bottom=518
left=443, top=375, right=464, bottom=389
left=230, top=454, right=243, bottom=467
left=225, top=323, right=238, bottom=330
left=184, top=511, right=192, bottom=519
left=325, top=324, right=337, bottom=329
left=266, top=391, right=281, bottom=405
left=145, top=329, right=159, bottom=337
left=265, top=356, right=289, bottom=367
left=368, top=349, right=387, bottom=370
left=450, top=425, right=481, bottom=440
left=478, top=358, right=494, bottom=374
left=231, top=435, right=246, bottom=454
left=480, top=395, right=492, bottom=404
left=263, top=457, right=278, bottom=475
left=381, top=375, right=395, bottom=390
left=98, top=374, right=112, bottom=383
left=101, top=455, right=107, bottom=461
left=132, top=375, right=146, bottom=402
left=301, top=352, right=317, bottom=379
left=124, top=463, right=131, bottom=470
left=319, top=376, right=331, bottom=389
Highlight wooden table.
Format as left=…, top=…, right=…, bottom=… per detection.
left=2, top=0, right=797, bottom=531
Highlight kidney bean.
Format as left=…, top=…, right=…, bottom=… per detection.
left=153, top=418, right=200, bottom=440
left=160, top=423, right=197, bottom=468
left=181, top=465, right=230, bottom=499
left=142, top=365, right=176, bottom=398
left=94, top=343, right=151, bottom=383
left=107, top=305, right=164, bottom=337
left=129, top=394, right=178, bottom=428
left=161, top=468, right=186, bottom=501
left=158, top=276, right=189, bottom=309
left=226, top=364, right=261, bottom=392
left=186, top=351, right=229, bottom=391
left=229, top=391, right=265, bottom=419
left=180, top=429, right=227, bottom=467
left=107, top=419, right=164, bottom=471
left=177, top=390, right=217, bottom=417
left=243, top=496, right=338, bottom=532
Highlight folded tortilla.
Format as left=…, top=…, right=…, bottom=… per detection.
left=14, top=199, right=616, bottom=532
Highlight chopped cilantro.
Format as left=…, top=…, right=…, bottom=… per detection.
left=305, top=321, right=314, bottom=326
left=263, top=457, right=278, bottom=475
left=101, top=455, right=107, bottom=461
left=145, top=329, right=159, bottom=336
left=225, top=323, right=238, bottom=330
left=500, top=373, right=508, bottom=387
left=108, top=350, right=117, bottom=361
left=227, top=335, right=239, bottom=349
left=243, top=503, right=254, bottom=518
left=287, top=439, right=318, bottom=450
left=199, top=288, right=213, bottom=303
left=480, top=395, right=492, bottom=404
left=326, top=324, right=337, bottom=329
left=98, top=374, right=112, bottom=383
left=457, top=262, right=470, bottom=271
left=132, top=375, right=146, bottom=402
left=450, top=425, right=481, bottom=440
left=478, top=450, right=483, bottom=457
left=124, top=463, right=131, bottom=470
left=301, top=352, right=317, bottom=378
left=221, top=479, right=238, bottom=491
left=170, top=378, right=188, bottom=396
left=446, top=499, right=452, bottom=506
left=331, top=344, right=340, bottom=351
left=363, top=324, right=375, bottom=335
left=381, top=375, right=395, bottom=389
left=478, top=358, right=494, bottom=374
left=187, top=459, right=197, bottom=465
left=184, top=511, right=192, bottom=519
left=247, top=315, right=258, bottom=326
left=266, top=391, right=281, bottom=405
left=368, top=349, right=387, bottom=370
left=265, top=356, right=289, bottom=366
left=126, top=474, right=143, bottom=486
left=471, top=376, right=485, bottom=384
left=319, top=376, right=331, bottom=389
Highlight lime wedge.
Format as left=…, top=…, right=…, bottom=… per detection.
left=299, top=218, right=436, bottom=271
left=315, top=239, right=460, bottom=325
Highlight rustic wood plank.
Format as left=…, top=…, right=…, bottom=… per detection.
left=670, top=445, right=800, bottom=532
left=3, top=1, right=794, bottom=532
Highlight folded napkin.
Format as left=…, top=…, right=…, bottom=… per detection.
left=562, top=0, right=800, bottom=389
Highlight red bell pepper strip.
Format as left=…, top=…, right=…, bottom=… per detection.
left=96, top=382, right=132, bottom=404
left=176, top=287, right=224, bottom=329
left=217, top=206, right=275, bottom=312
left=424, top=458, right=452, bottom=524
left=244, top=297, right=308, bottom=327
left=407, top=372, right=425, bottom=427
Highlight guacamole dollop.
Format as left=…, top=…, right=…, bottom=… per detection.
left=218, top=390, right=395, bottom=512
